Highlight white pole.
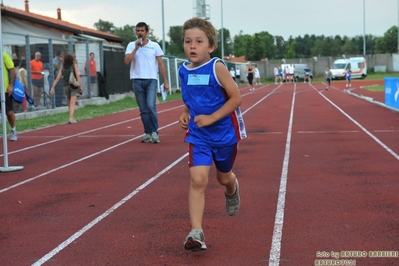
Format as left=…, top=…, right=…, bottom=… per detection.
left=162, top=0, right=166, bottom=53
left=221, top=0, right=224, bottom=59
left=0, top=11, right=24, bottom=172
left=363, top=0, right=366, bottom=55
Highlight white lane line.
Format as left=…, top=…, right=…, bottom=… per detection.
left=311, top=84, right=399, bottom=160
left=297, top=130, right=358, bottom=134
left=31, top=152, right=189, bottom=266
left=30, top=85, right=283, bottom=265
left=0, top=121, right=178, bottom=194
left=1, top=105, right=184, bottom=157
left=374, top=129, right=399, bottom=133
left=269, top=84, right=296, bottom=265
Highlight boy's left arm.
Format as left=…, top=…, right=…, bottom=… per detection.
left=194, top=62, right=242, bottom=128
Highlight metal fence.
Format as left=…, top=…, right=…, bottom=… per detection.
left=3, top=31, right=105, bottom=111
left=3, top=30, right=190, bottom=113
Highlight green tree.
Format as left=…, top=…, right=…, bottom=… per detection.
left=375, top=26, right=398, bottom=53
left=257, top=31, right=276, bottom=60
left=274, top=35, right=286, bottom=59
left=167, top=26, right=185, bottom=57
left=248, top=33, right=263, bottom=60
left=214, top=28, right=233, bottom=59
left=341, top=39, right=359, bottom=55
left=113, top=24, right=135, bottom=47
left=285, top=40, right=296, bottom=59
left=94, top=19, right=116, bottom=33
left=233, top=32, right=252, bottom=60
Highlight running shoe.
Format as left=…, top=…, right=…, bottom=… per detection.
left=10, top=129, right=17, bottom=141
left=141, top=134, right=152, bottom=143
left=151, top=132, right=160, bottom=143
left=225, top=178, right=240, bottom=216
left=69, top=119, right=77, bottom=124
left=184, top=229, right=207, bottom=251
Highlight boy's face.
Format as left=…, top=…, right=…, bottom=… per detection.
left=183, top=28, right=215, bottom=66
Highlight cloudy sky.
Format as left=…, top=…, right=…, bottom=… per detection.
left=8, top=0, right=399, bottom=40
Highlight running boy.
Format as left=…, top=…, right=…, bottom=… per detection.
left=345, top=67, right=352, bottom=87
left=325, top=66, right=332, bottom=90
left=178, top=17, right=247, bottom=251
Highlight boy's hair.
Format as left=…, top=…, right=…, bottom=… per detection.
left=181, top=17, right=218, bottom=49
left=136, top=22, right=149, bottom=32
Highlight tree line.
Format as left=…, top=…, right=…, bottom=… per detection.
left=94, top=19, right=398, bottom=60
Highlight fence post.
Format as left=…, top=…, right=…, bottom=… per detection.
left=47, top=39, right=55, bottom=108
left=25, top=35, right=32, bottom=101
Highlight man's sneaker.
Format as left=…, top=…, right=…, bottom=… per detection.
left=184, top=229, right=207, bottom=251
left=151, top=132, right=160, bottom=143
left=225, top=179, right=240, bottom=216
left=141, top=134, right=152, bottom=143
left=10, top=129, right=17, bottom=141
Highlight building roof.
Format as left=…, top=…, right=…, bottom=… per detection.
left=0, top=4, right=122, bottom=44
left=224, top=55, right=247, bottom=63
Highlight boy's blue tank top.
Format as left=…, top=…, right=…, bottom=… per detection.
left=178, top=57, right=246, bottom=147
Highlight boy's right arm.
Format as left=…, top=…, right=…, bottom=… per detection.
left=179, top=105, right=190, bottom=130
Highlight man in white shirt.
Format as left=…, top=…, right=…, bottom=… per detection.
left=230, top=67, right=236, bottom=83
left=289, top=64, right=295, bottom=83
left=235, top=67, right=241, bottom=84
left=125, top=22, right=170, bottom=143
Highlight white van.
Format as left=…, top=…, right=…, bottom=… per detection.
left=330, top=57, right=367, bottom=80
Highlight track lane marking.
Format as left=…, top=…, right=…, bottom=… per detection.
left=0, top=105, right=184, bottom=158
left=310, top=84, right=399, bottom=160
left=30, top=85, right=283, bottom=265
left=268, top=84, right=296, bottom=265
left=0, top=121, right=178, bottom=194
left=31, top=152, right=189, bottom=266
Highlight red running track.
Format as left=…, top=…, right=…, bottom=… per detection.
left=0, top=79, right=398, bottom=266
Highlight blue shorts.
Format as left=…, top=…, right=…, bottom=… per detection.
left=346, top=76, right=351, bottom=81
left=188, top=143, right=238, bottom=173
left=326, top=77, right=331, bottom=83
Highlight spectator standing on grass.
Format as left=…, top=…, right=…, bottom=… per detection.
left=235, top=66, right=241, bottom=84
left=2, top=52, right=18, bottom=141
left=85, top=52, right=97, bottom=96
left=289, top=64, right=295, bottom=83
left=254, top=65, right=261, bottom=85
left=124, top=22, right=169, bottom=144
left=53, top=51, right=64, bottom=77
left=50, top=54, right=82, bottom=124
left=30, top=52, right=44, bottom=109
left=229, top=67, right=236, bottom=83
left=325, top=66, right=332, bottom=91
left=246, top=62, right=255, bottom=91
left=274, top=65, right=279, bottom=84
left=178, top=17, right=247, bottom=252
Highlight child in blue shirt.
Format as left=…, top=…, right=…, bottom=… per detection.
left=325, top=66, right=332, bottom=90
left=345, top=67, right=352, bottom=87
left=178, top=17, right=247, bottom=251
